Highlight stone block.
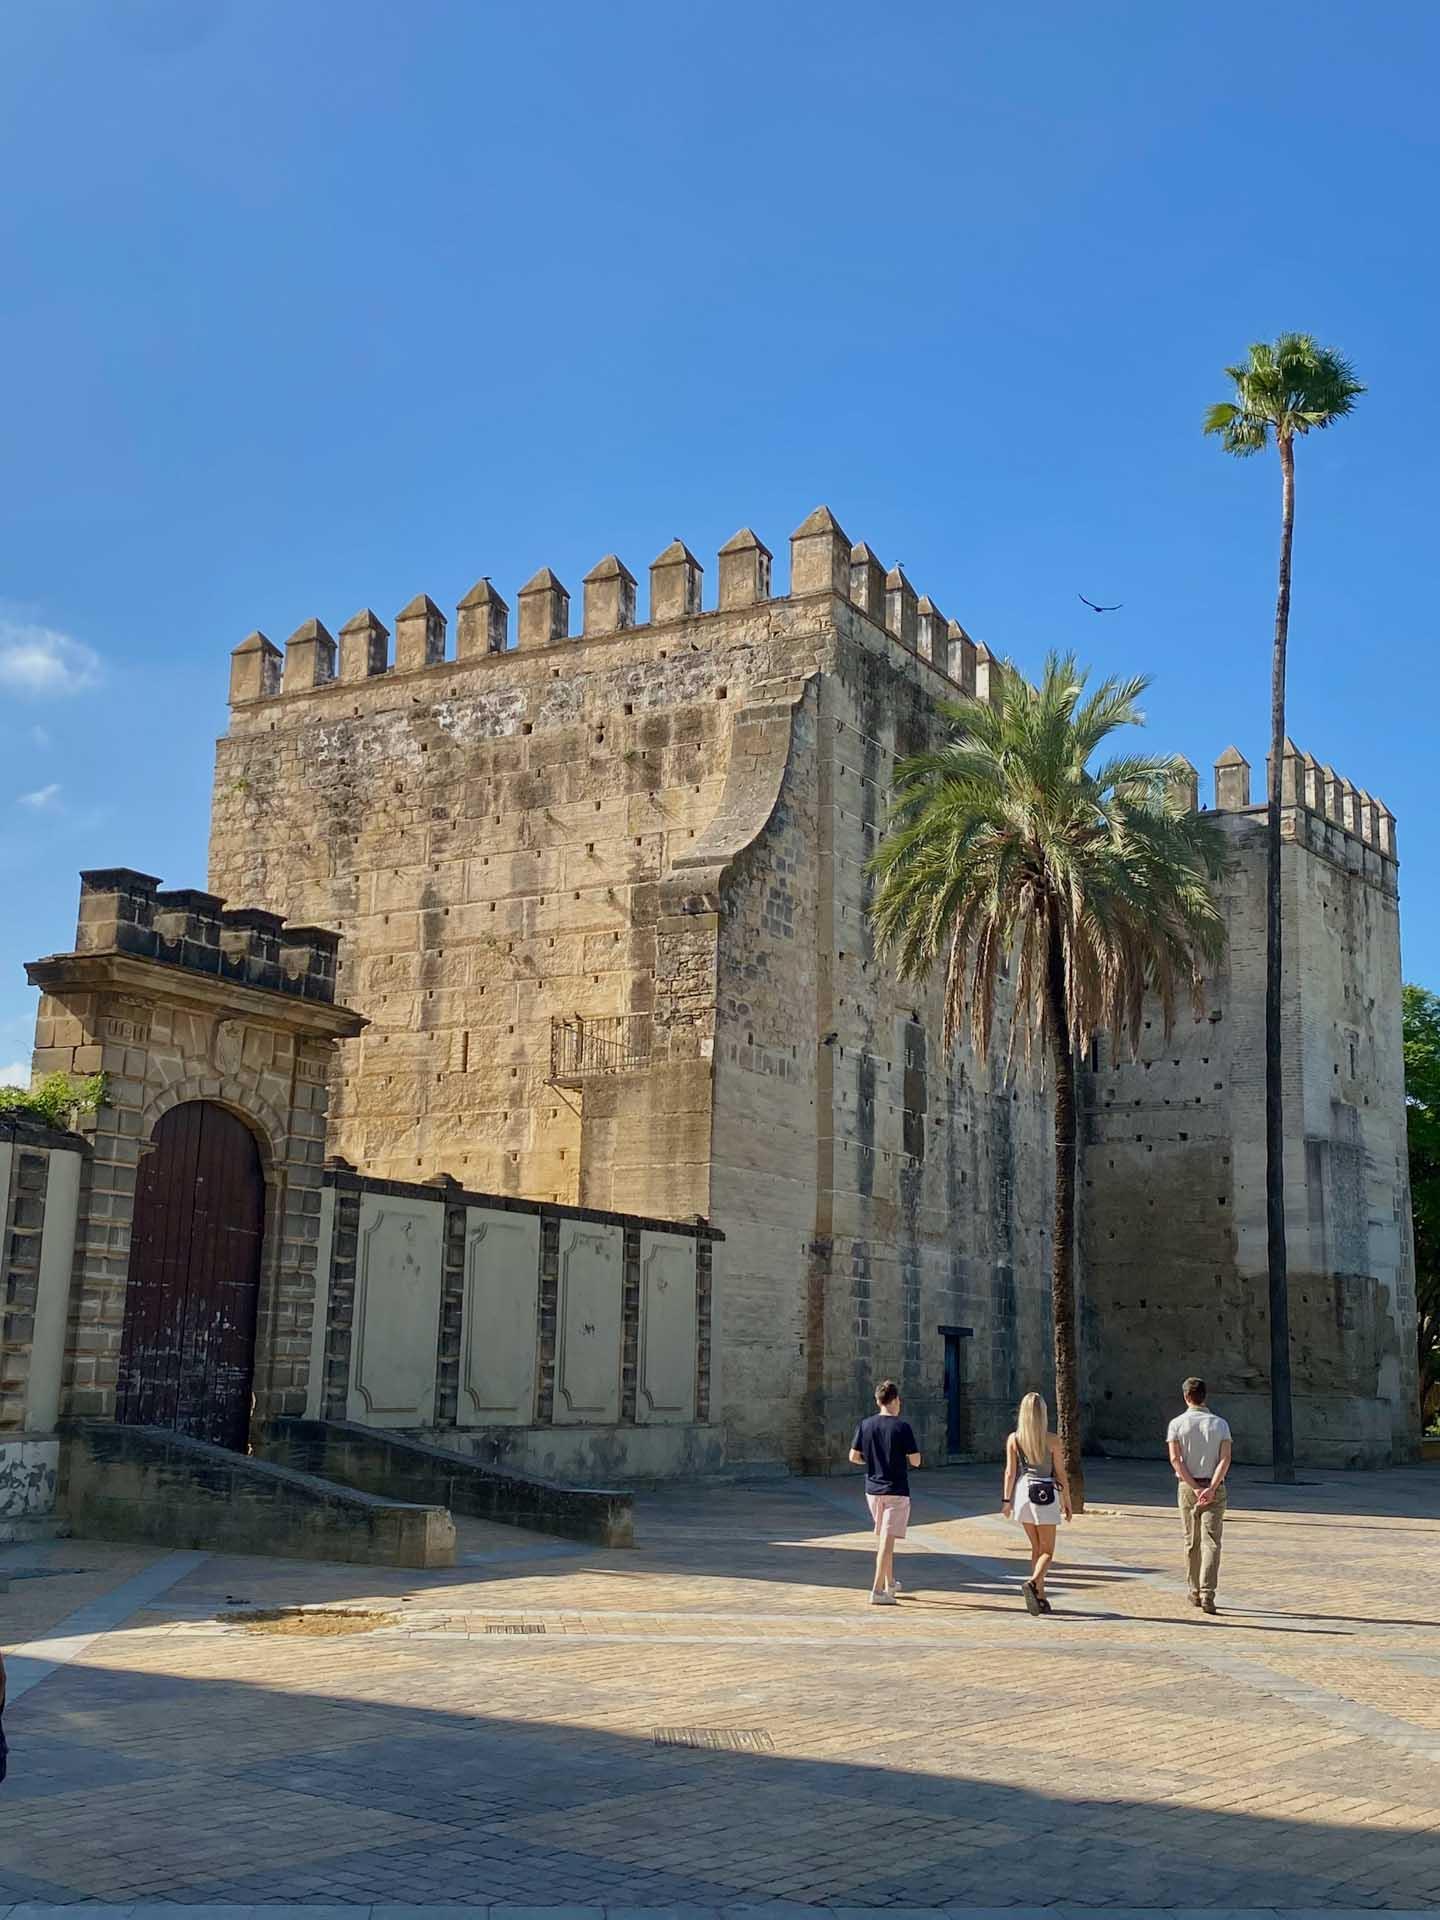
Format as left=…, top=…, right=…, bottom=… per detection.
left=395, top=594, right=447, bottom=672
left=717, top=526, right=772, bottom=608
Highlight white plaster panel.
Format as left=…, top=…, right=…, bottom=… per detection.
left=27, top=1147, right=82, bottom=1434
left=637, top=1230, right=697, bottom=1424
left=0, top=1436, right=59, bottom=1520
left=347, top=1193, right=444, bottom=1428
left=304, top=1184, right=337, bottom=1421
left=458, top=1205, right=541, bottom=1426
left=553, top=1221, right=623, bottom=1424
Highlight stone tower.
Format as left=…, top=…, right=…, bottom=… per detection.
left=209, top=513, right=1417, bottom=1468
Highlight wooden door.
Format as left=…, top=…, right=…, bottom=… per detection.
left=117, top=1101, right=265, bottom=1450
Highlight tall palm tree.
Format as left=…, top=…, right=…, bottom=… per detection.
left=870, top=655, right=1229, bottom=1508
left=1204, top=334, right=1364, bottom=1481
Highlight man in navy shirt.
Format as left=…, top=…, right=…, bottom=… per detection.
left=848, top=1379, right=921, bottom=1606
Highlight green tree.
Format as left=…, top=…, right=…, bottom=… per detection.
left=1204, top=333, right=1364, bottom=1480
left=1402, top=984, right=1440, bottom=1424
left=869, top=654, right=1229, bottom=1507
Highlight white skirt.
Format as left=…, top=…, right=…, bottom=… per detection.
left=1013, top=1472, right=1062, bottom=1527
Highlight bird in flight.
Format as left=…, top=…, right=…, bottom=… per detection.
left=1078, top=594, right=1124, bottom=613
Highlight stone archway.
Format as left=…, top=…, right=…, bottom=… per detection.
left=116, top=1100, right=265, bottom=1450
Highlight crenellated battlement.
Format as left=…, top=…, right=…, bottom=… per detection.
left=68, top=869, right=341, bottom=1002
left=226, top=506, right=1000, bottom=711
left=1201, top=741, right=1398, bottom=889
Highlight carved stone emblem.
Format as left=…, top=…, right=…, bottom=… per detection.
left=213, top=1019, right=244, bottom=1076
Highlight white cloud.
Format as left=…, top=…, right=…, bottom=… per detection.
left=18, top=782, right=62, bottom=810
left=0, top=620, right=103, bottom=696
left=0, top=1059, right=31, bottom=1089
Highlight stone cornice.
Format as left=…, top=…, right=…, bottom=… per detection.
left=24, top=950, right=368, bottom=1041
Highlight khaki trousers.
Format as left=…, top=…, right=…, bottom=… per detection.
left=1178, top=1482, right=1227, bottom=1597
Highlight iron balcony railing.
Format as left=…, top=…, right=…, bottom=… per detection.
left=549, top=1012, right=653, bottom=1084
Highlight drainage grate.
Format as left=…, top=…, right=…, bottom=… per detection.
left=484, top=1622, right=547, bottom=1634
left=654, top=1727, right=775, bottom=1752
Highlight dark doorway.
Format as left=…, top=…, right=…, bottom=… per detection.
left=941, top=1324, right=973, bottom=1454
left=117, top=1100, right=265, bottom=1451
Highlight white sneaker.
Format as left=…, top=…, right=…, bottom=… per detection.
left=887, top=1580, right=904, bottom=1595
left=869, top=1589, right=898, bottom=1606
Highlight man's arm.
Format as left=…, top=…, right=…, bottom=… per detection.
left=848, top=1448, right=865, bottom=1467
left=906, top=1451, right=922, bottom=1467
left=1195, top=1437, right=1232, bottom=1506
left=1168, top=1437, right=1201, bottom=1489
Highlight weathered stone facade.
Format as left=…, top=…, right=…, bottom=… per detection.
left=1082, top=750, right=1417, bottom=1468
left=209, top=508, right=1419, bottom=1469
left=23, top=873, right=363, bottom=1431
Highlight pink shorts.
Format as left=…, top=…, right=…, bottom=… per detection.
left=867, top=1493, right=911, bottom=1540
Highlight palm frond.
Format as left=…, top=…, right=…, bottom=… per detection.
left=1208, top=333, right=1364, bottom=449
left=868, top=654, right=1232, bottom=1076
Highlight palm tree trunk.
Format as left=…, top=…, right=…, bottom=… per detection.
left=1267, top=432, right=1296, bottom=1481
left=1045, top=916, right=1085, bottom=1510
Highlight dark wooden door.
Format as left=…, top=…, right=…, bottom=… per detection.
left=117, top=1101, right=264, bottom=1450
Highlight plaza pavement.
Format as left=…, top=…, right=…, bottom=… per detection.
left=2, top=1459, right=1439, bottom=1915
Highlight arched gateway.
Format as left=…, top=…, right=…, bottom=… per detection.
left=117, top=1100, right=265, bottom=1450
left=19, top=868, right=364, bottom=1446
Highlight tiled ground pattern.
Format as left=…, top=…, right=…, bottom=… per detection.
left=2, top=1461, right=1439, bottom=1909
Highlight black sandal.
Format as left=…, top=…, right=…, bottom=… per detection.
left=1022, top=1579, right=1042, bottom=1615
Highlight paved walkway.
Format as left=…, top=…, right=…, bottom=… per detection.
left=3, top=1460, right=1440, bottom=1911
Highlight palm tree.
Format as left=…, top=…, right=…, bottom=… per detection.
left=1204, top=334, right=1364, bottom=1481
left=869, top=655, right=1229, bottom=1507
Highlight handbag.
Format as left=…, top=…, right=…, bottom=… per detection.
left=1026, top=1474, right=1057, bottom=1507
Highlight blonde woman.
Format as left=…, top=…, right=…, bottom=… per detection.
left=1001, top=1391, right=1072, bottom=1613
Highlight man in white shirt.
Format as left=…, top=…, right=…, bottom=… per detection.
left=1166, top=1377, right=1233, bottom=1614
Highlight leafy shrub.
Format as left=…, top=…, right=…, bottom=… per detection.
left=0, top=1070, right=107, bottom=1130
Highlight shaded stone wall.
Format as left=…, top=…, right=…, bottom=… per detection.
left=1082, top=761, right=1415, bottom=1468
left=308, top=1168, right=720, bottom=1482
left=709, top=612, right=1054, bottom=1468
left=0, top=1115, right=84, bottom=1537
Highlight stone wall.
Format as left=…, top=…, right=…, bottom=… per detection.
left=308, top=1168, right=720, bottom=1482
left=708, top=614, right=1054, bottom=1468
left=207, top=508, right=1417, bottom=1471
left=0, top=1114, right=85, bottom=1538
left=1082, top=747, right=1416, bottom=1467
left=61, top=1421, right=455, bottom=1567
left=210, top=511, right=1061, bottom=1470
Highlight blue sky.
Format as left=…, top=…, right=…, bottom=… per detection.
left=1, top=0, right=1434, bottom=1081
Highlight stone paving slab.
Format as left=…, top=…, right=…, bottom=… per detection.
left=3, top=1463, right=1439, bottom=1910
